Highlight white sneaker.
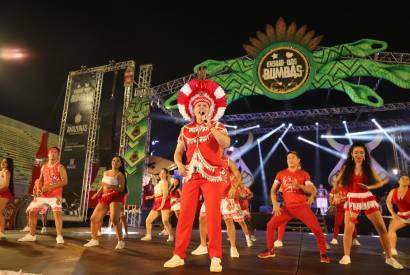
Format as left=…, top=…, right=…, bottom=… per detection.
left=167, top=235, right=174, bottom=242
left=352, top=238, right=361, bottom=246
left=330, top=238, right=338, bottom=245
left=18, top=234, right=36, bottom=242
left=140, top=235, right=152, bottom=241
left=158, top=229, right=169, bottom=236
left=339, top=255, right=351, bottom=265
left=385, top=257, right=404, bottom=269
left=274, top=240, right=283, bottom=247
left=245, top=235, right=253, bottom=247
left=191, top=244, right=208, bottom=255
left=210, top=257, right=222, bottom=272
left=230, top=247, right=239, bottom=258
left=391, top=248, right=398, bottom=256
left=250, top=235, right=257, bottom=242
left=56, top=235, right=64, bottom=244
left=84, top=239, right=99, bottom=247
left=20, top=226, right=30, bottom=232
left=164, top=254, right=184, bottom=268
left=0, top=231, right=6, bottom=238
left=41, top=227, right=47, bottom=234
left=115, top=240, right=125, bottom=249
left=326, top=242, right=331, bottom=249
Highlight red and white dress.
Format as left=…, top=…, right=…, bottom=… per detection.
left=152, top=180, right=171, bottom=211
left=26, top=163, right=64, bottom=212
left=0, top=170, right=12, bottom=199
left=97, top=174, right=123, bottom=206
left=392, top=188, right=410, bottom=224
left=344, top=173, right=379, bottom=219
left=170, top=188, right=181, bottom=212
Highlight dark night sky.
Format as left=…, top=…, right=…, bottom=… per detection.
left=1, top=1, right=409, bottom=133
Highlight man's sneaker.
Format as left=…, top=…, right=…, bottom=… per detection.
left=56, top=235, right=64, bottom=244
left=18, top=234, right=36, bottom=242
left=210, top=257, right=222, bottom=272
left=84, top=239, right=99, bottom=247
left=352, top=238, right=361, bottom=246
left=257, top=249, right=275, bottom=259
left=330, top=238, right=338, bottom=245
left=320, top=254, right=331, bottom=263
left=191, top=245, right=208, bottom=255
left=385, top=257, right=404, bottom=269
left=167, top=235, right=174, bottom=242
left=164, top=254, right=184, bottom=268
left=250, top=235, right=257, bottom=242
left=41, top=227, right=47, bottom=234
left=274, top=240, right=283, bottom=247
left=339, top=255, right=351, bottom=265
left=140, top=235, right=152, bottom=241
left=20, top=226, right=30, bottom=232
left=245, top=235, right=253, bottom=247
left=391, top=248, right=398, bottom=256
left=230, top=247, right=239, bottom=258
left=158, top=229, right=169, bottom=236
left=115, top=240, right=125, bottom=249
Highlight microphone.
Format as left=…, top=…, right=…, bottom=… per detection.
left=200, top=111, right=207, bottom=123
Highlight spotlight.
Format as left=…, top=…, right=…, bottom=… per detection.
left=371, top=118, right=376, bottom=122
left=257, top=124, right=260, bottom=128
left=281, top=123, right=286, bottom=127
left=298, top=136, right=301, bottom=140
left=320, top=134, right=324, bottom=138
left=392, top=168, right=399, bottom=175
left=342, top=120, right=346, bottom=124
left=315, top=122, right=319, bottom=126
left=289, top=123, right=293, bottom=127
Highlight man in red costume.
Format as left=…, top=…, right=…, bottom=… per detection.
left=164, top=78, right=230, bottom=272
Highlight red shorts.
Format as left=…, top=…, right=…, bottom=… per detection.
left=0, top=189, right=12, bottom=199
left=98, top=191, right=123, bottom=206
left=153, top=197, right=171, bottom=211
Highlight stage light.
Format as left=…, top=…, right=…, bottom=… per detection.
left=289, top=123, right=293, bottom=127
left=257, top=124, right=260, bottom=128
left=257, top=141, right=269, bottom=204
left=298, top=136, right=347, bottom=159
left=224, top=124, right=238, bottom=129
left=228, top=124, right=260, bottom=135
left=342, top=121, right=353, bottom=145
left=347, top=125, right=410, bottom=136
left=315, top=122, right=319, bottom=126
left=392, top=168, right=399, bottom=175
left=371, top=118, right=376, bottom=122
left=342, top=120, right=346, bottom=124
left=372, top=119, right=410, bottom=162
left=0, top=47, right=29, bottom=61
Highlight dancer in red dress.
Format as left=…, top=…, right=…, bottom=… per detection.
left=0, top=158, right=14, bottom=239
left=386, top=175, right=410, bottom=256
left=329, top=185, right=360, bottom=246
left=258, top=151, right=330, bottom=263
left=334, top=142, right=403, bottom=269
left=164, top=78, right=229, bottom=272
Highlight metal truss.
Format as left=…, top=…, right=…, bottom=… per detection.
left=222, top=102, right=410, bottom=122
left=248, top=118, right=410, bottom=134
left=69, top=60, right=136, bottom=76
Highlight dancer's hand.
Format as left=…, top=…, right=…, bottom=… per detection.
left=178, top=165, right=187, bottom=177
left=308, top=195, right=315, bottom=206
left=272, top=203, right=282, bottom=216
left=357, top=183, right=369, bottom=190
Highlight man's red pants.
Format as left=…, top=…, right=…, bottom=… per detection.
left=266, top=204, right=327, bottom=253
left=174, top=178, right=226, bottom=259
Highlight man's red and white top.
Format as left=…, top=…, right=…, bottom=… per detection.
left=392, top=187, right=410, bottom=223
left=42, top=162, right=63, bottom=198
left=274, top=169, right=314, bottom=208
left=178, top=121, right=228, bottom=183
left=344, top=173, right=378, bottom=212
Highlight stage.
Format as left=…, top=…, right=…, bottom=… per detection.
left=0, top=228, right=409, bottom=274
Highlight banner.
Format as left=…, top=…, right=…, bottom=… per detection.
left=60, top=73, right=98, bottom=216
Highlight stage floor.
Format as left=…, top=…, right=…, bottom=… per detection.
left=0, top=228, right=409, bottom=274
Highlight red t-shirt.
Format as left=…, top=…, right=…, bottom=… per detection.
left=274, top=169, right=313, bottom=208
left=41, top=162, right=63, bottom=198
